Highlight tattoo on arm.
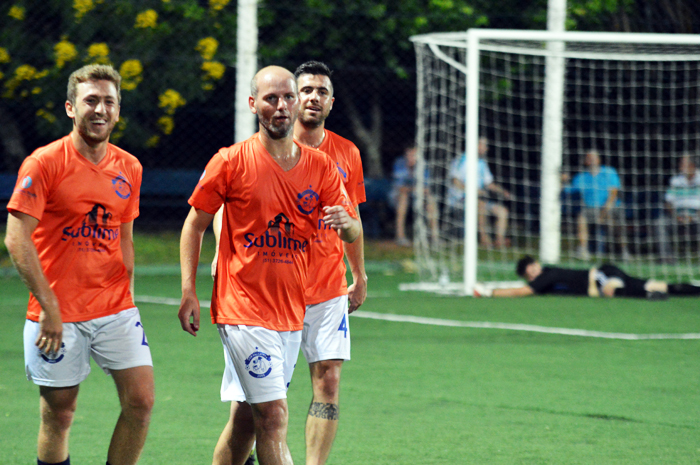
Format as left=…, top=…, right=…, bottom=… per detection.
left=308, top=402, right=339, bottom=420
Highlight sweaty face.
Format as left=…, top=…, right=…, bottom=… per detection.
left=253, top=74, right=299, bottom=140
left=296, top=74, right=334, bottom=128
left=66, top=80, right=120, bottom=145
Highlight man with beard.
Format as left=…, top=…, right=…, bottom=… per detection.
left=5, top=64, right=154, bottom=465
left=179, top=65, right=360, bottom=465
left=292, top=60, right=366, bottom=465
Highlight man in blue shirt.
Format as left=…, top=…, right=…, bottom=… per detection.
left=390, top=143, right=437, bottom=246
left=449, top=137, right=511, bottom=248
left=562, top=150, right=628, bottom=261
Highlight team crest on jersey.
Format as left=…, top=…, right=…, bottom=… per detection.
left=112, top=173, right=131, bottom=199
left=40, top=342, right=67, bottom=364
left=245, top=348, right=272, bottom=378
left=297, top=187, right=320, bottom=215
left=20, top=176, right=33, bottom=189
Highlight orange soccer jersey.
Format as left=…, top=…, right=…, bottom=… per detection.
left=7, top=135, right=142, bottom=323
left=303, top=130, right=366, bottom=305
left=189, top=134, right=357, bottom=332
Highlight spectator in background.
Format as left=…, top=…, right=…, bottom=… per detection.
left=448, top=137, right=511, bottom=248
left=562, top=149, right=629, bottom=261
left=390, top=143, right=438, bottom=247
left=657, top=154, right=700, bottom=261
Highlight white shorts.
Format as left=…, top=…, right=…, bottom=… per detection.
left=301, top=295, right=350, bottom=364
left=24, top=307, right=153, bottom=387
left=218, top=325, right=301, bottom=404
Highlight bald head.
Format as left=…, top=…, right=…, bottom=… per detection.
left=251, top=66, right=297, bottom=98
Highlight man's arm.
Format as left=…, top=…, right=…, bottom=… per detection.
left=211, top=206, right=224, bottom=279
left=322, top=205, right=360, bottom=243
left=343, top=206, right=367, bottom=313
left=120, top=220, right=135, bottom=298
left=600, top=187, right=619, bottom=219
left=492, top=285, right=535, bottom=297
left=179, top=207, right=215, bottom=336
left=4, top=212, right=62, bottom=353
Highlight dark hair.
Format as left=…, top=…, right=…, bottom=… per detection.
left=294, top=61, right=334, bottom=96
left=294, top=61, right=333, bottom=80
left=516, top=255, right=536, bottom=278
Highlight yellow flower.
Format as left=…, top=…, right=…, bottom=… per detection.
left=0, top=71, right=4, bottom=80
left=32, top=87, right=41, bottom=94
left=146, top=135, right=161, bottom=147
left=158, top=116, right=175, bottom=135
left=87, top=43, right=110, bottom=64
left=196, top=37, right=219, bottom=61
left=209, top=0, right=231, bottom=11
left=0, top=47, right=10, bottom=64
left=73, top=0, right=94, bottom=21
left=111, top=117, right=127, bottom=142
left=202, top=61, right=225, bottom=81
left=135, top=10, right=158, bottom=29
left=158, top=89, right=186, bottom=115
left=36, top=108, right=57, bottom=124
left=119, top=59, right=143, bottom=91
left=14, top=64, right=39, bottom=81
left=8, top=5, right=25, bottom=21
left=54, top=40, right=79, bottom=69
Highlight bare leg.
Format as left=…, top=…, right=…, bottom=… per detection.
left=493, top=204, right=509, bottom=247
left=38, top=385, right=79, bottom=463
left=395, top=188, right=411, bottom=243
left=577, top=213, right=588, bottom=251
left=107, top=365, right=155, bottom=465
left=250, top=399, right=293, bottom=465
left=478, top=200, right=492, bottom=247
left=213, top=401, right=256, bottom=465
left=306, top=360, right=342, bottom=465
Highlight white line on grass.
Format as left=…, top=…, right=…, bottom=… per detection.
left=135, top=295, right=700, bottom=341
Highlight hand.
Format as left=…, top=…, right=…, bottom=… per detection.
left=322, top=205, right=353, bottom=232
left=36, top=306, right=63, bottom=354
left=347, top=275, right=368, bottom=314
left=473, top=282, right=492, bottom=298
left=178, top=291, right=201, bottom=336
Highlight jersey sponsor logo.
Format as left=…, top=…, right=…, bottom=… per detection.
left=62, top=204, right=120, bottom=248
left=297, top=187, right=320, bottom=215
left=243, top=213, right=308, bottom=253
left=20, top=176, right=33, bottom=189
left=40, top=342, right=66, bottom=364
left=336, top=162, right=347, bottom=180
left=112, top=173, right=132, bottom=199
left=245, top=348, right=272, bottom=378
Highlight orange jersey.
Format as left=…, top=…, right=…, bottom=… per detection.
left=189, top=134, right=356, bottom=331
left=302, top=130, right=366, bottom=305
left=7, top=135, right=141, bottom=323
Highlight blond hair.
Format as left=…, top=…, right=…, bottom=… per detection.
left=67, top=64, right=122, bottom=105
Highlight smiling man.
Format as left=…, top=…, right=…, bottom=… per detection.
left=4, top=64, right=154, bottom=465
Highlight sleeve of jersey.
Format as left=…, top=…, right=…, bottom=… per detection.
left=348, top=147, right=366, bottom=206
left=321, top=157, right=357, bottom=219
left=122, top=162, right=142, bottom=223
left=6, top=156, right=49, bottom=221
left=188, top=151, right=228, bottom=215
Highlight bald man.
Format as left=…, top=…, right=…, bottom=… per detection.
left=179, top=66, right=360, bottom=465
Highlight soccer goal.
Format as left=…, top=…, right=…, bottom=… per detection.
left=407, top=29, right=700, bottom=295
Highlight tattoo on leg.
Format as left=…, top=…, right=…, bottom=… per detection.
left=308, top=402, right=339, bottom=420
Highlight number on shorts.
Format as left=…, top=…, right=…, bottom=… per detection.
left=135, top=321, right=149, bottom=346
left=338, top=314, right=348, bottom=338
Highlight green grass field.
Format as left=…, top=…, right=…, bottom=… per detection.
left=1, top=236, right=700, bottom=464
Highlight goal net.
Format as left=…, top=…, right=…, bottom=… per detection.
left=408, top=29, right=700, bottom=295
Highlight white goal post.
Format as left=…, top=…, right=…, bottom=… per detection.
left=408, top=29, right=700, bottom=295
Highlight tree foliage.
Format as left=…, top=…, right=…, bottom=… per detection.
left=0, top=0, right=236, bottom=169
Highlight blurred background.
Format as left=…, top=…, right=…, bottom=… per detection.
left=1, top=0, right=699, bottom=236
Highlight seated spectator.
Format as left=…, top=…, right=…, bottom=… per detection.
left=562, top=149, right=629, bottom=261
left=448, top=137, right=511, bottom=248
left=390, top=143, right=437, bottom=247
left=657, top=154, right=700, bottom=261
